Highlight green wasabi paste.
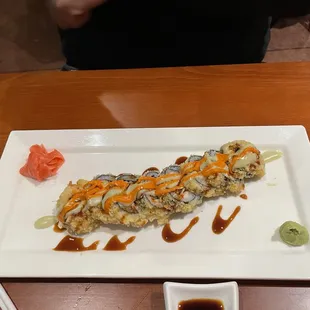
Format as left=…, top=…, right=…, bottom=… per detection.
left=279, top=221, right=309, bottom=246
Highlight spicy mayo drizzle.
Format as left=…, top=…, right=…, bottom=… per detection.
left=104, top=181, right=156, bottom=212
left=59, top=147, right=259, bottom=221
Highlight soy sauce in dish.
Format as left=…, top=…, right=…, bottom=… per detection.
left=53, top=235, right=99, bottom=251
left=162, top=217, right=199, bottom=243
left=178, top=298, right=224, bottom=310
left=103, top=235, right=136, bottom=251
left=175, top=156, right=188, bottom=165
left=212, top=205, right=241, bottom=234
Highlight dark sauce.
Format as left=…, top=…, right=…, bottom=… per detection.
left=212, top=205, right=241, bottom=234
left=53, top=223, right=65, bottom=233
left=240, top=194, right=248, bottom=200
left=162, top=217, right=199, bottom=243
left=103, top=235, right=136, bottom=251
left=142, top=167, right=159, bottom=175
left=178, top=298, right=224, bottom=310
left=175, top=156, right=188, bottom=165
left=53, top=235, right=99, bottom=252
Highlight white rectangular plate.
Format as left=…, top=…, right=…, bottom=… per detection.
left=0, top=126, right=309, bottom=279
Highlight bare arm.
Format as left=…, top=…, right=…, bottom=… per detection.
left=49, top=0, right=105, bottom=29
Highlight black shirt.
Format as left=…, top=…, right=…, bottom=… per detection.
left=58, top=0, right=308, bottom=70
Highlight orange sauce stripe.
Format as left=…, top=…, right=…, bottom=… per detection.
left=216, top=153, right=229, bottom=162
left=181, top=154, right=228, bottom=184
left=104, top=181, right=156, bottom=212
left=180, top=172, right=200, bottom=185
left=58, top=201, right=81, bottom=223
left=83, top=180, right=104, bottom=190
left=156, top=186, right=183, bottom=195
left=155, top=173, right=181, bottom=184
left=138, top=176, right=156, bottom=182
left=181, top=161, right=201, bottom=174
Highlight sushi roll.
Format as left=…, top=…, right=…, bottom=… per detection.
left=54, top=140, right=265, bottom=235
left=221, top=140, right=265, bottom=179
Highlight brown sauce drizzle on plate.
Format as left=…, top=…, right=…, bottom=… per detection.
left=175, top=156, right=188, bottom=165
left=212, top=205, right=241, bottom=234
left=162, top=217, right=199, bottom=243
left=103, top=235, right=136, bottom=251
left=178, top=298, right=224, bottom=310
left=240, top=194, right=248, bottom=200
left=53, top=223, right=65, bottom=233
left=53, top=235, right=99, bottom=252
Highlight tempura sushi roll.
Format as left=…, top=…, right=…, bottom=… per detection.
left=54, top=140, right=265, bottom=235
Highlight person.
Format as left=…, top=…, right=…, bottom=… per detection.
left=49, top=0, right=308, bottom=70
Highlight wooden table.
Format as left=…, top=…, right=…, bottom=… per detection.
left=1, top=62, right=310, bottom=309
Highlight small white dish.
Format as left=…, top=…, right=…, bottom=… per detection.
left=0, top=284, right=16, bottom=310
left=163, top=281, right=239, bottom=310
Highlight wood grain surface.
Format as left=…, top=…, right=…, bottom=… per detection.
left=1, top=62, right=310, bottom=309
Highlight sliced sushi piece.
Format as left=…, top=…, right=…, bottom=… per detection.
left=94, top=174, right=116, bottom=182
left=142, top=167, right=160, bottom=178
left=180, top=150, right=243, bottom=197
left=116, top=173, right=138, bottom=183
left=221, top=140, right=265, bottom=179
left=162, top=189, right=203, bottom=213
